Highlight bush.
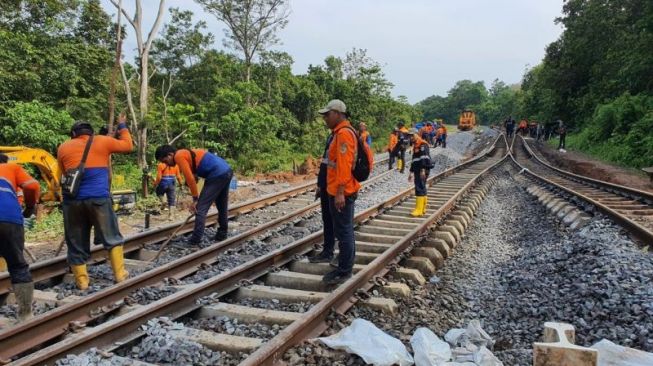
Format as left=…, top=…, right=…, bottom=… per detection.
left=0, top=101, right=72, bottom=153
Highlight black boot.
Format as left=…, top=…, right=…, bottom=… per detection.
left=214, top=230, right=228, bottom=242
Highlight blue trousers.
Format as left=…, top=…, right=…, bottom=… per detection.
left=414, top=170, right=428, bottom=196
left=189, top=171, right=232, bottom=243
left=320, top=187, right=335, bottom=256
left=328, top=193, right=357, bottom=274
left=155, top=183, right=176, bottom=206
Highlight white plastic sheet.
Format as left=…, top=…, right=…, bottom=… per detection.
left=444, top=320, right=502, bottom=366
left=592, top=339, right=653, bottom=366
left=411, top=327, right=451, bottom=366
left=317, top=318, right=414, bottom=366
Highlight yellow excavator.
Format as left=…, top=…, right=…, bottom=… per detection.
left=0, top=146, right=135, bottom=210
left=0, top=146, right=62, bottom=202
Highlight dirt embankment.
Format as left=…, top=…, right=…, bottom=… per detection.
left=530, top=140, right=653, bottom=192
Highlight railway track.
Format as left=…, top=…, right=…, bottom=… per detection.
left=3, top=137, right=507, bottom=365
left=511, top=135, right=653, bottom=243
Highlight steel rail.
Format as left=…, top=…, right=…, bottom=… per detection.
left=513, top=136, right=653, bottom=244
left=8, top=141, right=502, bottom=365
left=241, top=135, right=508, bottom=366
left=0, top=167, right=396, bottom=361
left=0, top=157, right=390, bottom=296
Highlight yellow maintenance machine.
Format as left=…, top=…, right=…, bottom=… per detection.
left=0, top=146, right=135, bottom=210
left=458, top=110, right=477, bottom=131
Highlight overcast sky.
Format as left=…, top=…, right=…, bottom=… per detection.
left=102, top=0, right=565, bottom=103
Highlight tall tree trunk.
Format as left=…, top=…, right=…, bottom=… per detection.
left=138, top=54, right=150, bottom=168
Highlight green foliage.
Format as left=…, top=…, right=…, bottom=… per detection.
left=0, top=101, right=72, bottom=152
left=26, top=207, right=63, bottom=241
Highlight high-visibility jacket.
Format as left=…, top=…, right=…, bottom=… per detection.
left=326, top=120, right=361, bottom=197
left=410, top=135, right=432, bottom=173
left=175, top=149, right=231, bottom=199
left=397, top=127, right=410, bottom=148
left=436, top=127, right=446, bottom=138
left=0, top=163, right=40, bottom=225
left=387, top=133, right=398, bottom=152
left=57, top=123, right=132, bottom=200
left=519, top=120, right=528, bottom=129
left=154, top=162, right=182, bottom=187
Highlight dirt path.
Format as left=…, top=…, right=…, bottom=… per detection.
left=529, top=139, right=653, bottom=192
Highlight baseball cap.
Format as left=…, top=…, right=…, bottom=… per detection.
left=318, top=99, right=347, bottom=115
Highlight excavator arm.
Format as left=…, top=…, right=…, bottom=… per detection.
left=0, top=146, right=61, bottom=202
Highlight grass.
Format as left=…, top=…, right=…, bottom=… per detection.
left=26, top=207, right=64, bottom=242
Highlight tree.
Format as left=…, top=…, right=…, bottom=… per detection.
left=110, top=0, right=167, bottom=168
left=0, top=101, right=72, bottom=153
left=197, top=0, right=290, bottom=83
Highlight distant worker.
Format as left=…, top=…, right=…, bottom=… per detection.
left=557, top=119, right=567, bottom=150
left=518, top=119, right=528, bottom=136
left=313, top=99, right=360, bottom=285
left=505, top=116, right=515, bottom=138
left=359, top=122, right=372, bottom=147
left=386, top=128, right=399, bottom=170
left=0, top=153, right=39, bottom=321
left=155, top=145, right=233, bottom=244
left=394, top=122, right=410, bottom=173
left=57, top=115, right=133, bottom=290
left=536, top=123, right=544, bottom=141
left=419, top=121, right=434, bottom=144
left=407, top=129, right=432, bottom=217
left=435, top=124, right=447, bottom=148
left=153, top=161, right=183, bottom=212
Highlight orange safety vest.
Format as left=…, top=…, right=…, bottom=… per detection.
left=326, top=120, right=361, bottom=197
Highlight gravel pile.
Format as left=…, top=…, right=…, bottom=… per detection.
left=56, top=348, right=134, bottom=366
left=130, top=286, right=179, bottom=305
left=188, top=315, right=282, bottom=340
left=225, top=297, right=314, bottom=313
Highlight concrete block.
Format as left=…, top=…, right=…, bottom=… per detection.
left=445, top=220, right=465, bottom=236
left=423, top=238, right=451, bottom=259
left=290, top=259, right=364, bottom=275
left=551, top=201, right=568, bottom=214
left=449, top=214, right=469, bottom=229
left=556, top=205, right=575, bottom=219
left=265, top=271, right=326, bottom=292
left=170, top=328, right=262, bottom=353
left=433, top=231, right=456, bottom=248
left=392, top=267, right=426, bottom=285
left=413, top=247, right=444, bottom=269
left=235, top=285, right=327, bottom=304
left=369, top=219, right=418, bottom=229
left=355, top=232, right=402, bottom=244
left=380, top=282, right=411, bottom=298
left=402, top=256, right=436, bottom=276
left=357, top=225, right=411, bottom=237
left=360, top=297, right=398, bottom=315
left=355, top=241, right=392, bottom=254
left=199, top=303, right=301, bottom=325
left=533, top=322, right=597, bottom=366
left=439, top=225, right=461, bottom=243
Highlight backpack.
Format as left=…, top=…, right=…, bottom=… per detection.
left=341, top=126, right=374, bottom=182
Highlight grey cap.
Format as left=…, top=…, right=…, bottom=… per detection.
left=408, top=128, right=419, bottom=135
left=318, top=99, right=347, bottom=115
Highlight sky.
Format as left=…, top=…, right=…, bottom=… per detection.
left=101, top=0, right=565, bottom=103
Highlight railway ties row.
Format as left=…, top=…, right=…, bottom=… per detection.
left=7, top=138, right=507, bottom=365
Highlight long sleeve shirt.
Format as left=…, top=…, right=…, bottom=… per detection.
left=0, top=163, right=40, bottom=225
left=174, top=149, right=231, bottom=199
left=154, top=162, right=183, bottom=187
left=326, top=120, right=361, bottom=196
left=57, top=123, right=132, bottom=200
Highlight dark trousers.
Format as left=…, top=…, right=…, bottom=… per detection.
left=507, top=129, right=514, bottom=138
left=328, top=194, right=357, bottom=274
left=414, top=170, right=428, bottom=196
left=0, top=223, right=31, bottom=283
left=63, top=197, right=123, bottom=265
left=190, top=171, right=232, bottom=243
left=388, top=151, right=395, bottom=170
left=155, top=184, right=176, bottom=206
left=320, top=187, right=335, bottom=256
left=398, top=148, right=406, bottom=172
left=558, top=134, right=566, bottom=149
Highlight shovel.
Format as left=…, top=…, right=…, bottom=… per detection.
left=150, top=214, right=194, bottom=263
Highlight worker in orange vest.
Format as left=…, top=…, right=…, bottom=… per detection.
left=395, top=122, right=410, bottom=173
left=518, top=119, right=528, bottom=136
left=309, top=99, right=360, bottom=285
left=386, top=128, right=399, bottom=170
left=359, top=122, right=372, bottom=148
left=57, top=114, right=133, bottom=290
left=153, top=162, right=183, bottom=212
left=0, top=153, right=40, bottom=321
left=155, top=146, right=233, bottom=244
left=407, top=129, right=432, bottom=217
left=435, top=124, right=447, bottom=148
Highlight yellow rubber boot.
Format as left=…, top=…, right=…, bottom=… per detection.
left=71, top=264, right=89, bottom=290
left=108, top=246, right=129, bottom=283
left=422, top=196, right=429, bottom=215
left=0, top=257, right=7, bottom=272
left=410, top=196, right=425, bottom=217
left=397, top=159, right=403, bottom=171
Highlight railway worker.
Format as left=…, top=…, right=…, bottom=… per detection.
left=518, top=119, right=528, bottom=136
left=504, top=116, right=515, bottom=138
left=57, top=115, right=133, bottom=290
left=395, top=122, right=410, bottom=173
left=154, top=145, right=233, bottom=244
left=419, top=122, right=433, bottom=144
left=0, top=153, right=40, bottom=321
left=153, top=161, right=183, bottom=212
left=407, top=129, right=432, bottom=217
left=314, top=99, right=360, bottom=285
left=386, top=128, right=399, bottom=170
left=557, top=119, right=567, bottom=150
left=359, top=122, right=372, bottom=148
left=437, top=124, right=447, bottom=148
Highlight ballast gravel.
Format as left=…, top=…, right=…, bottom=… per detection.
left=284, top=166, right=653, bottom=366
